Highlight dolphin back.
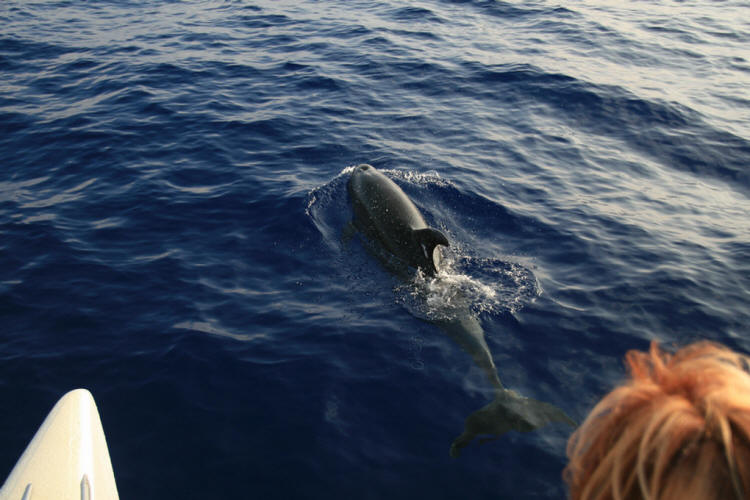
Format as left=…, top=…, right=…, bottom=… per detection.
left=450, top=389, right=575, bottom=458
left=348, top=164, right=449, bottom=275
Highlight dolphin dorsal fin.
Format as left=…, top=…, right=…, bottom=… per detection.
left=413, top=228, right=449, bottom=249
left=413, top=227, right=449, bottom=261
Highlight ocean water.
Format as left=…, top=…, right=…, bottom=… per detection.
left=1, top=0, right=749, bottom=498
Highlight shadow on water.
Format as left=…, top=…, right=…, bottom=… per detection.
left=308, top=166, right=574, bottom=457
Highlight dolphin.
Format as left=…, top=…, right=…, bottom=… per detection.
left=348, top=164, right=449, bottom=275
left=435, top=292, right=574, bottom=457
left=347, top=164, right=574, bottom=457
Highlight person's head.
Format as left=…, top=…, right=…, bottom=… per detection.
left=565, top=341, right=750, bottom=500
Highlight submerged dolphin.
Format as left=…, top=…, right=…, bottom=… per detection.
left=347, top=164, right=574, bottom=457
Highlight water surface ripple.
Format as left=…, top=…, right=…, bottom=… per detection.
left=1, top=1, right=748, bottom=498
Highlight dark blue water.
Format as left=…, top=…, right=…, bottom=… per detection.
left=1, top=1, right=749, bottom=498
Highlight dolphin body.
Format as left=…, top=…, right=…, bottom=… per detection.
left=347, top=164, right=574, bottom=457
left=348, top=164, right=449, bottom=275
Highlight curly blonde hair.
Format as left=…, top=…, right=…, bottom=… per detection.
left=564, top=341, right=750, bottom=500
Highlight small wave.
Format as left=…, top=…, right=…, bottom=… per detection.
left=173, top=320, right=267, bottom=342
left=306, top=166, right=355, bottom=251
left=440, top=0, right=576, bottom=20
left=238, top=13, right=294, bottom=30
left=18, top=178, right=97, bottom=209
left=382, top=167, right=450, bottom=188
left=89, top=217, right=126, bottom=230
left=462, top=60, right=750, bottom=191
left=388, top=6, right=446, bottom=24
left=395, top=254, right=539, bottom=322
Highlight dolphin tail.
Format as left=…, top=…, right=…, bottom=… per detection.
left=450, top=389, right=575, bottom=458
